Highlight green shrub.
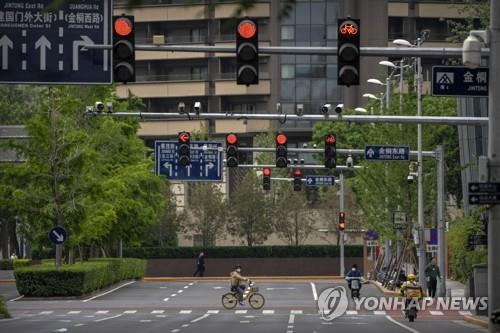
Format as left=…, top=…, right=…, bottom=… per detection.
left=14, top=258, right=146, bottom=297
left=0, top=295, right=10, bottom=319
left=123, top=245, right=363, bottom=259
left=0, top=259, right=32, bottom=270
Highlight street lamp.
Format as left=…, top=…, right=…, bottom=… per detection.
left=367, top=78, right=385, bottom=86
left=392, top=39, right=413, bottom=47
left=363, top=93, right=384, bottom=112
left=354, top=107, right=367, bottom=113
left=368, top=78, right=390, bottom=111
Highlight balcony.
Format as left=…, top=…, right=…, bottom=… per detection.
left=138, top=120, right=209, bottom=137
left=116, top=81, right=209, bottom=99
left=215, top=80, right=271, bottom=96
left=136, top=72, right=209, bottom=83
left=214, top=3, right=270, bottom=19
left=113, top=4, right=208, bottom=22
left=214, top=120, right=272, bottom=134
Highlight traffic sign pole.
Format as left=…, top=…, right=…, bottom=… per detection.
left=436, top=146, right=446, bottom=297
left=340, top=172, right=345, bottom=277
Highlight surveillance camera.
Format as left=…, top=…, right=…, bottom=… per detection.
left=178, top=102, right=185, bottom=114
left=300, top=158, right=305, bottom=164
left=420, top=29, right=431, bottom=40
left=463, top=33, right=483, bottom=69
left=106, top=102, right=113, bottom=113
left=293, top=158, right=299, bottom=165
left=346, top=155, right=354, bottom=168
left=320, top=103, right=332, bottom=115
left=95, top=101, right=105, bottom=112
left=302, top=143, right=308, bottom=148
left=194, top=102, right=202, bottom=115
left=407, top=174, right=414, bottom=184
left=276, top=102, right=282, bottom=114
left=313, top=144, right=317, bottom=148
left=335, top=104, right=344, bottom=114
left=85, top=106, right=94, bottom=114
left=296, top=104, right=304, bottom=116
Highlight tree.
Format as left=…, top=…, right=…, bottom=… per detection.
left=227, top=171, right=272, bottom=246
left=448, top=1, right=489, bottom=43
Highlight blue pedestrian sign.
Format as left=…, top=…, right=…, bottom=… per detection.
left=305, top=176, right=335, bottom=187
left=432, top=66, right=488, bottom=97
left=0, top=0, right=112, bottom=84
left=48, top=226, right=67, bottom=245
left=365, top=145, right=410, bottom=161
left=155, top=141, right=223, bottom=182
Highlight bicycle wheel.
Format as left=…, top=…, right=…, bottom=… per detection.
left=248, top=293, right=265, bottom=309
left=222, top=293, right=238, bottom=309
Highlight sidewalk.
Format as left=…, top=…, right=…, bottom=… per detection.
left=446, top=279, right=489, bottom=328
left=0, top=270, right=14, bottom=284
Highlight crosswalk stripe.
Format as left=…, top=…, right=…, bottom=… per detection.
left=235, top=310, right=247, bottom=314
left=346, top=310, right=358, bottom=315
left=179, top=310, right=192, bottom=314
left=374, top=311, right=386, bottom=315
left=40, top=311, right=54, bottom=315
left=263, top=310, right=275, bottom=315
left=458, top=311, right=472, bottom=316
left=290, top=310, right=303, bottom=314
left=207, top=310, right=219, bottom=314
left=151, top=310, right=164, bottom=314
left=67, top=311, right=81, bottom=314
left=123, top=310, right=137, bottom=314
left=429, top=311, right=444, bottom=316
left=96, top=311, right=109, bottom=314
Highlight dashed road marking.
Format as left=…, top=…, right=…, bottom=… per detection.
left=123, top=310, right=137, bottom=314
left=207, top=310, right=219, bottom=314
left=68, top=311, right=81, bottom=314
left=163, top=298, right=170, bottom=302
left=151, top=310, right=164, bottom=314
left=291, top=310, right=303, bottom=314
left=184, top=286, right=189, bottom=289
left=263, top=310, right=275, bottom=315
left=94, top=314, right=123, bottom=322
left=171, top=330, right=180, bottom=333
left=310, top=282, right=318, bottom=301
left=160, top=287, right=168, bottom=289
left=189, top=283, right=194, bottom=286
left=40, top=311, right=54, bottom=315
left=179, top=310, right=192, bottom=314
left=53, top=329, right=67, bottom=332
left=96, top=310, right=109, bottom=314
left=346, top=310, right=358, bottom=315
left=235, top=310, right=247, bottom=314
left=240, top=320, right=250, bottom=323
left=191, top=314, right=210, bottom=323
left=178, top=290, right=183, bottom=293
left=288, top=314, right=295, bottom=324
left=374, top=311, right=387, bottom=315
left=430, top=310, right=444, bottom=316
left=181, top=324, right=189, bottom=328
left=74, top=324, right=84, bottom=327
left=156, top=315, right=167, bottom=318
left=140, top=319, right=152, bottom=322
left=171, top=294, right=177, bottom=297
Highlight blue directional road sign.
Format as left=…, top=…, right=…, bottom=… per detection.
left=48, top=226, right=67, bottom=245
left=155, top=141, right=223, bottom=182
left=432, top=66, right=488, bottom=97
left=0, top=0, right=112, bottom=84
left=365, top=145, right=409, bottom=161
left=305, top=176, right=335, bottom=187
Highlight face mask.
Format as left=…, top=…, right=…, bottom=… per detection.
left=352, top=268, right=356, bottom=271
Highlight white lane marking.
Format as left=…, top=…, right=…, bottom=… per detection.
left=346, top=310, right=358, bottom=315
left=213, top=286, right=224, bottom=290
left=152, top=310, right=164, bottom=314
left=156, top=315, right=167, bottom=318
left=288, top=314, right=295, bottom=324
left=385, top=315, right=420, bottom=333
left=178, top=290, right=183, bottom=293
left=207, top=310, right=219, bottom=314
left=291, top=310, right=303, bottom=314
left=171, top=330, right=180, bottom=333
left=74, top=324, right=84, bottom=327
left=9, top=295, right=24, bottom=302
left=160, top=287, right=168, bottom=289
left=244, top=315, right=255, bottom=318
left=263, top=310, right=275, bottom=315
left=84, top=315, right=95, bottom=318
left=68, top=311, right=81, bottom=314
left=288, top=325, right=294, bottom=328
left=322, top=322, right=333, bottom=325
left=430, top=310, right=444, bottom=316
left=59, top=320, right=72, bottom=323
left=123, top=310, right=137, bottom=314
left=459, top=311, right=473, bottom=316
left=82, top=281, right=135, bottom=302
left=163, top=298, right=170, bottom=302
left=189, top=283, right=194, bottom=286
left=182, top=324, right=189, bottom=327
left=266, top=287, right=296, bottom=290
left=240, top=320, right=250, bottom=323
left=53, top=329, right=67, bottom=332
left=310, top=282, right=318, bottom=301
left=184, top=286, right=189, bottom=289
left=94, top=314, right=124, bottom=322
left=171, top=294, right=177, bottom=297
left=96, top=310, right=109, bottom=314
left=140, top=320, right=152, bottom=322
left=374, top=310, right=387, bottom=315
left=179, top=310, right=192, bottom=314
left=191, top=313, right=210, bottom=323
left=40, top=311, right=54, bottom=315
left=235, top=310, right=247, bottom=314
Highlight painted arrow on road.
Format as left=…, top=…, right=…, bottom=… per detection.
left=0, top=35, right=13, bottom=70
left=35, top=35, right=51, bottom=71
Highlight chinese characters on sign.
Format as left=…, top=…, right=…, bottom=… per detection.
left=432, top=66, right=488, bottom=97
left=365, top=145, right=410, bottom=161
left=305, top=176, right=335, bottom=187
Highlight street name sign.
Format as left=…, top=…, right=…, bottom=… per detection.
left=432, top=66, right=488, bottom=97
left=365, top=145, right=410, bottom=161
left=305, top=176, right=335, bottom=187
left=469, top=194, right=500, bottom=205
left=48, top=226, right=67, bottom=245
left=155, top=140, right=223, bottom=182
left=0, top=0, right=112, bottom=84
left=469, top=182, right=500, bottom=193
left=469, top=182, right=500, bottom=205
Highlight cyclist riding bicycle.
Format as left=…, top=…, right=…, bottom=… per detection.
left=230, top=265, right=249, bottom=305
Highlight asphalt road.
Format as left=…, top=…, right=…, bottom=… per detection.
left=0, top=279, right=487, bottom=333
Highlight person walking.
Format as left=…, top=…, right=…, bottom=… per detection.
left=193, top=251, right=205, bottom=277
left=424, top=257, right=441, bottom=298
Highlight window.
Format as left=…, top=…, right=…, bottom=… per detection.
left=281, top=65, right=295, bottom=79
left=281, top=26, right=295, bottom=40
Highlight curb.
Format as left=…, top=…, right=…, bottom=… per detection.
left=370, top=281, right=400, bottom=296
left=143, top=276, right=344, bottom=282
left=463, top=314, right=489, bottom=328
left=0, top=280, right=15, bottom=284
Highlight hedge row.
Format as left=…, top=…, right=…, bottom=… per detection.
left=0, top=259, right=32, bottom=270
left=14, top=258, right=146, bottom=297
left=0, top=295, right=10, bottom=319
left=123, top=245, right=363, bottom=259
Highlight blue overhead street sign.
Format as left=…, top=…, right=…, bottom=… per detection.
left=432, top=66, right=488, bottom=97
left=305, top=176, right=335, bottom=187
left=48, top=226, right=67, bottom=245
left=365, top=145, right=410, bottom=161
left=0, top=0, right=111, bottom=84
left=155, top=141, right=223, bottom=182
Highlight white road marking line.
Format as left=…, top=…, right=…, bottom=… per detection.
left=68, top=311, right=81, bottom=314
left=385, top=315, right=420, bottom=333
left=213, top=286, right=224, bottom=290
left=235, top=310, right=247, bottom=314
left=40, top=311, right=54, bottom=315
left=179, top=310, right=192, bottom=314
left=290, top=310, right=303, bottom=314
left=163, top=298, right=170, bottom=302
left=96, top=310, right=109, bottom=314
left=84, top=315, right=95, bottom=318
left=171, top=294, right=177, bottom=297
left=74, top=324, right=84, bottom=327
left=151, top=310, right=164, bottom=314
left=287, top=330, right=293, bottom=333
left=182, top=324, right=189, bottom=327
left=430, top=310, right=444, bottom=316
left=94, top=314, right=124, bottom=322
left=184, top=286, right=189, bottom=289
left=53, top=329, right=67, bottom=332
left=171, top=330, right=180, bottom=333
left=322, top=322, right=333, bottom=325
left=178, top=290, right=183, bottom=293
left=374, top=310, right=387, bottom=315
left=189, top=283, right=194, bottom=286
left=207, top=310, right=219, bottom=314
left=263, top=310, right=275, bottom=315
left=346, top=310, right=358, bottom=315
left=59, top=320, right=72, bottom=323
left=459, top=311, right=473, bottom=316
left=244, top=315, right=255, bottom=318
left=9, top=295, right=24, bottom=302
left=310, top=282, right=318, bottom=301
left=191, top=314, right=210, bottom=323
left=288, top=314, right=295, bottom=324
left=123, top=310, right=137, bottom=314
left=140, top=320, right=152, bottom=322
left=82, top=281, right=135, bottom=302
left=156, top=315, right=167, bottom=318
left=160, top=287, right=168, bottom=289
left=288, top=325, right=294, bottom=329
left=240, top=320, right=250, bottom=323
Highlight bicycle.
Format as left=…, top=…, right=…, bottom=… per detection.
left=221, top=280, right=265, bottom=310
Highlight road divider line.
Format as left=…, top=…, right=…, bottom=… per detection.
left=288, top=314, right=295, bottom=324
left=180, top=310, right=192, bottom=314
left=178, top=290, right=183, bottom=293
left=53, top=328, right=67, bottom=332
left=94, top=314, right=124, bottom=322
left=346, top=310, right=358, bottom=315
left=310, top=282, right=318, bottom=301
left=171, top=294, right=177, bottom=297
left=385, top=315, right=420, bottom=333
left=152, top=310, right=164, bottom=314
left=40, top=311, right=54, bottom=315
left=181, top=324, right=189, bottom=327
left=240, top=320, right=250, bottom=323
left=96, top=310, right=109, bottom=314
left=374, top=310, right=387, bottom=315
left=290, top=310, right=303, bottom=314
left=191, top=313, right=210, bottom=323
left=235, top=310, right=247, bottom=314
left=9, top=295, right=24, bottom=302
left=123, top=310, right=137, bottom=314
left=207, top=310, right=219, bottom=314
left=68, top=311, right=81, bottom=314
left=82, top=281, right=135, bottom=302
left=263, top=310, right=275, bottom=315
left=163, top=298, right=170, bottom=302
left=429, top=310, right=444, bottom=316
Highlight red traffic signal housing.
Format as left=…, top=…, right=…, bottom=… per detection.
left=337, top=18, right=360, bottom=86
left=325, top=134, right=337, bottom=169
left=237, top=20, right=257, bottom=39
left=293, top=168, right=302, bottom=191
left=226, top=133, right=238, bottom=145
left=226, top=133, right=239, bottom=168
left=263, top=167, right=271, bottom=191
left=236, top=18, right=259, bottom=85
left=113, top=15, right=136, bottom=83
left=339, top=212, right=346, bottom=231
left=178, top=132, right=190, bottom=143
left=263, top=168, right=272, bottom=177
left=114, top=17, right=133, bottom=36
left=325, top=134, right=336, bottom=145
left=178, top=131, right=191, bottom=166
left=275, top=133, right=288, bottom=168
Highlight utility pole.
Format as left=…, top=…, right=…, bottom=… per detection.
left=340, top=172, right=345, bottom=277
left=436, top=146, right=446, bottom=297
left=489, top=2, right=500, bottom=332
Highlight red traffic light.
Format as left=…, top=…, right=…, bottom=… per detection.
left=339, top=211, right=345, bottom=221
left=263, top=168, right=271, bottom=177
left=293, top=168, right=302, bottom=177
left=114, top=17, right=133, bottom=37
left=237, top=19, right=257, bottom=39
left=276, top=133, right=287, bottom=145
left=325, top=135, right=336, bottom=144
left=226, top=133, right=238, bottom=145
left=178, top=132, right=190, bottom=143
left=339, top=21, right=359, bottom=37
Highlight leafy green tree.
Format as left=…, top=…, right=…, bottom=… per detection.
left=448, top=0, right=489, bottom=43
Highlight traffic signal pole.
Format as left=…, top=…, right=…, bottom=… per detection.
left=340, top=172, right=345, bottom=277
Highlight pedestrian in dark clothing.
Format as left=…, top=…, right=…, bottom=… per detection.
left=193, top=252, right=205, bottom=277
left=424, top=257, right=441, bottom=298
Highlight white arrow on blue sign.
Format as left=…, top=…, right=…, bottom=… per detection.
left=48, top=226, right=67, bottom=245
left=365, top=145, right=410, bottom=161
